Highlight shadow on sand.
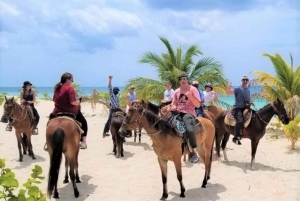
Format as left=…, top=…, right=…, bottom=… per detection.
left=13, top=154, right=46, bottom=169
left=52, top=174, right=97, bottom=201
left=124, top=141, right=152, bottom=151
left=168, top=182, right=226, bottom=201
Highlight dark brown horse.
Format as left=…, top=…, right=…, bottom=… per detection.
left=110, top=111, right=126, bottom=158
left=46, top=116, right=82, bottom=198
left=1, top=96, right=36, bottom=161
left=215, top=98, right=290, bottom=169
left=121, top=101, right=215, bottom=200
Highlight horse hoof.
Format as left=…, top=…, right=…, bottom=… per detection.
left=53, top=192, right=59, bottom=198
left=160, top=194, right=168, bottom=200
left=201, top=185, right=206, bottom=188
left=180, top=193, right=185, bottom=198
left=32, top=156, right=36, bottom=160
left=74, top=189, right=79, bottom=198
left=19, top=159, right=23, bottom=162
left=76, top=179, right=81, bottom=183
left=63, top=179, right=69, bottom=184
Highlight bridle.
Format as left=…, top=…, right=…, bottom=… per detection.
left=271, top=102, right=288, bottom=122
left=122, top=107, right=145, bottom=130
left=3, top=101, right=27, bottom=121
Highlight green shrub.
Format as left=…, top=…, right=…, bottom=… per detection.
left=0, top=158, right=46, bottom=201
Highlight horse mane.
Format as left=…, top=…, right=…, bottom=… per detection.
left=145, top=101, right=160, bottom=115
left=138, top=107, right=177, bottom=136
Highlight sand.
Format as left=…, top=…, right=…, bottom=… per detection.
left=0, top=100, right=299, bottom=201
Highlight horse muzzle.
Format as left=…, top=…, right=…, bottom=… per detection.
left=0, top=115, right=8, bottom=123
left=282, top=117, right=290, bottom=125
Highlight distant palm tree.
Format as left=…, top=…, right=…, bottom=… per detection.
left=251, top=53, right=300, bottom=120
left=121, top=36, right=229, bottom=107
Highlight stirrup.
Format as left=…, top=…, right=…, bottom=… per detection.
left=32, top=128, right=39, bottom=135
left=5, top=125, right=12, bottom=132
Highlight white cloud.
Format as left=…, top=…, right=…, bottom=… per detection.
left=0, top=1, right=20, bottom=16
left=67, top=5, right=143, bottom=35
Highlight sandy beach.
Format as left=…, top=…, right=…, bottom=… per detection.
left=0, top=100, right=299, bottom=201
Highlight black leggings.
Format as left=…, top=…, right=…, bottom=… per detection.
left=49, top=111, right=88, bottom=140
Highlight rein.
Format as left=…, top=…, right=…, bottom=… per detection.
left=256, top=102, right=287, bottom=125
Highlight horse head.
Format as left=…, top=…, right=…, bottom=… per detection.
left=1, top=96, right=16, bottom=123
left=272, top=98, right=290, bottom=125
left=121, top=101, right=144, bottom=131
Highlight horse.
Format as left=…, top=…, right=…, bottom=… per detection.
left=110, top=103, right=160, bottom=158
left=120, top=100, right=215, bottom=200
left=46, top=116, right=82, bottom=198
left=1, top=96, right=36, bottom=161
left=214, top=98, right=290, bottom=169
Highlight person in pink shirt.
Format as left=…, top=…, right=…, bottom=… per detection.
left=169, top=73, right=201, bottom=163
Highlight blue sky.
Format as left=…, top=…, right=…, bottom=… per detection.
left=0, top=0, right=299, bottom=87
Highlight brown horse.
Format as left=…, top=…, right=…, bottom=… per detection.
left=121, top=101, right=215, bottom=200
left=46, top=116, right=82, bottom=198
left=215, top=98, right=290, bottom=169
left=1, top=96, right=36, bottom=161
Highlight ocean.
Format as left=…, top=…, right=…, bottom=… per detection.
left=0, top=86, right=267, bottom=109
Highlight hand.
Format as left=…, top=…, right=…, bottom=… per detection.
left=227, top=82, right=232, bottom=89
left=109, top=75, right=113, bottom=79
left=185, top=91, right=191, bottom=98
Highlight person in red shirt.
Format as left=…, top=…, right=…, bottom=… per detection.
left=48, top=72, right=88, bottom=149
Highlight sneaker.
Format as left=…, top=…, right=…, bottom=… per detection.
left=103, top=133, right=110, bottom=138
left=232, top=137, right=242, bottom=145
left=190, top=153, right=199, bottom=163
left=5, top=125, right=12, bottom=132
left=80, top=142, right=87, bottom=149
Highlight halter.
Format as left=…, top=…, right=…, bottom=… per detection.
left=271, top=102, right=288, bottom=121
left=122, top=108, right=163, bottom=135
left=4, top=101, right=28, bottom=122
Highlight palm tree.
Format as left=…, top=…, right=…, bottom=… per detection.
left=251, top=53, right=300, bottom=120
left=121, top=37, right=229, bottom=107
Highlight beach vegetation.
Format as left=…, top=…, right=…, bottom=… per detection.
left=0, top=158, right=46, bottom=201
left=41, top=92, right=51, bottom=100
left=121, top=36, right=230, bottom=108
left=251, top=53, right=300, bottom=120
left=283, top=114, right=300, bottom=150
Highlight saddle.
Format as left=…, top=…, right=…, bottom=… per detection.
left=112, top=111, right=125, bottom=118
left=224, top=108, right=252, bottom=127
left=47, top=115, right=84, bottom=135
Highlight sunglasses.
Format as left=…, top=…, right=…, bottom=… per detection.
left=180, top=77, right=188, bottom=81
left=242, top=79, right=249, bottom=81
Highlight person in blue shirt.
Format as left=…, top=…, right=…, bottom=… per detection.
left=103, top=75, right=124, bottom=138
left=227, top=76, right=254, bottom=145
left=192, top=81, right=205, bottom=117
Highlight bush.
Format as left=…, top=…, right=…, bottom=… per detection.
left=283, top=115, right=300, bottom=150
left=0, top=158, right=46, bottom=201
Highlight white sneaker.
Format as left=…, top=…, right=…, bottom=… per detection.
left=80, top=142, right=87, bottom=149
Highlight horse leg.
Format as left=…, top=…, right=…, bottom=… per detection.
left=75, top=149, right=81, bottom=183
left=63, top=157, right=69, bottom=183
left=139, top=128, right=142, bottom=143
left=173, top=156, right=185, bottom=197
left=26, top=134, right=36, bottom=159
left=134, top=129, right=137, bottom=143
left=197, top=144, right=210, bottom=188
left=53, top=182, right=59, bottom=198
left=221, top=132, right=230, bottom=162
left=215, top=130, right=224, bottom=160
left=69, top=157, right=80, bottom=198
left=21, top=134, right=27, bottom=155
left=250, top=140, right=259, bottom=170
left=113, top=135, right=117, bottom=155
left=158, top=158, right=168, bottom=200
left=16, top=132, right=23, bottom=162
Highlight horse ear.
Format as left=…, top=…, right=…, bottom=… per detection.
left=12, top=96, right=14, bottom=102
left=276, top=97, right=280, bottom=103
left=4, top=96, right=7, bottom=102
left=141, top=99, right=145, bottom=104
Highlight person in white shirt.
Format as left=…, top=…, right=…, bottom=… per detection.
left=162, top=81, right=174, bottom=104
left=203, top=83, right=218, bottom=105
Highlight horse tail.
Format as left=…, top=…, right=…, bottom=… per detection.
left=47, top=127, right=65, bottom=197
left=210, top=134, right=215, bottom=163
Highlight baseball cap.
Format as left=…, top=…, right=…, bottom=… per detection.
left=192, top=81, right=199, bottom=85
left=113, top=87, right=120, bottom=91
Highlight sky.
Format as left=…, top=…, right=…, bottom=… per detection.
left=0, top=0, right=299, bottom=87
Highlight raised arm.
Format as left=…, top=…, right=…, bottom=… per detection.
left=227, top=82, right=234, bottom=95
left=108, top=76, right=113, bottom=95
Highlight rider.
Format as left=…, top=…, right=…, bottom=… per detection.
left=192, top=81, right=205, bottom=117
left=49, top=72, right=88, bottom=149
left=227, top=75, right=253, bottom=145
left=161, top=81, right=174, bottom=105
left=5, top=81, right=40, bottom=134
left=103, top=75, right=125, bottom=138
left=169, top=73, right=201, bottom=163
left=203, top=83, right=218, bottom=105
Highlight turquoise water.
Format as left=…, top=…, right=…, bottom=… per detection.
left=0, top=86, right=267, bottom=109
